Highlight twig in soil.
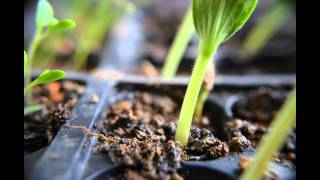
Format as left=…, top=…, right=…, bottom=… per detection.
left=67, top=125, right=116, bottom=143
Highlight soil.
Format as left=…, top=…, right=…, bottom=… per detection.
left=231, top=88, right=287, bottom=123
left=24, top=80, right=85, bottom=155
left=86, top=91, right=234, bottom=179
left=226, top=88, right=296, bottom=166
left=68, top=88, right=295, bottom=179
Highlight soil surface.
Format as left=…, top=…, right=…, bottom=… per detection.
left=24, top=80, right=85, bottom=155
left=90, top=91, right=233, bottom=179
left=226, top=88, right=296, bottom=166
left=231, top=88, right=287, bottom=123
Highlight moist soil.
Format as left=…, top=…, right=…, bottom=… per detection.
left=225, top=88, right=296, bottom=166
left=83, top=91, right=250, bottom=179
left=24, top=80, right=85, bottom=155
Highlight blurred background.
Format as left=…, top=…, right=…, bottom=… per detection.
left=24, top=0, right=296, bottom=75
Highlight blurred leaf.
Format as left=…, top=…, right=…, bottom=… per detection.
left=36, top=69, right=66, bottom=84
left=36, top=0, right=54, bottom=28
left=193, top=0, right=258, bottom=55
left=47, top=19, right=76, bottom=34
left=24, top=50, right=27, bottom=77
left=24, top=69, right=66, bottom=96
left=50, top=17, right=59, bottom=26
left=24, top=104, right=42, bottom=116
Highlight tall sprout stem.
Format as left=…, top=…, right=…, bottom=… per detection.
left=194, top=61, right=215, bottom=122
left=25, top=27, right=43, bottom=104
left=73, top=0, right=119, bottom=70
left=175, top=52, right=212, bottom=145
left=161, top=5, right=194, bottom=78
left=241, top=88, right=296, bottom=180
left=194, top=87, right=209, bottom=122
left=242, top=1, right=291, bottom=57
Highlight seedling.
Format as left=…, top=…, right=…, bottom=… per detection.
left=160, top=3, right=213, bottom=122
left=175, top=0, right=258, bottom=146
left=24, top=51, right=66, bottom=115
left=161, top=4, right=194, bottom=78
left=242, top=0, right=292, bottom=57
left=241, top=88, right=296, bottom=180
left=72, top=0, right=134, bottom=70
left=194, top=62, right=214, bottom=121
left=25, top=0, right=75, bottom=91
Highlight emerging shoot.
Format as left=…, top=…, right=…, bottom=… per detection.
left=175, top=0, right=258, bottom=146
left=194, top=61, right=215, bottom=122
left=161, top=5, right=194, bottom=78
left=25, top=0, right=75, bottom=103
left=242, top=0, right=292, bottom=57
left=72, top=0, right=133, bottom=70
left=24, top=51, right=66, bottom=115
left=241, top=88, right=296, bottom=180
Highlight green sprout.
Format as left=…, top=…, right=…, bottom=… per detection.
left=160, top=3, right=213, bottom=122
left=242, top=0, right=292, bottom=57
left=25, top=0, right=75, bottom=91
left=241, top=88, right=296, bottom=180
left=175, top=0, right=258, bottom=146
left=194, top=61, right=214, bottom=122
left=24, top=51, right=66, bottom=115
left=161, top=4, right=194, bottom=78
left=72, top=0, right=133, bottom=70
left=25, top=0, right=75, bottom=105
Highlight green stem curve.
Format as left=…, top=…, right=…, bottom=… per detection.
left=175, top=52, right=212, bottom=145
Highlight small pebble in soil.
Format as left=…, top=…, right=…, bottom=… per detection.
left=225, top=118, right=296, bottom=166
left=90, top=94, right=100, bottom=104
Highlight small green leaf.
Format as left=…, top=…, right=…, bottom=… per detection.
left=50, top=17, right=59, bottom=26
left=36, top=69, right=66, bottom=84
left=193, top=0, right=258, bottom=55
left=24, top=69, right=66, bottom=96
left=47, top=19, right=76, bottom=34
left=40, top=69, right=50, bottom=76
left=36, top=0, right=54, bottom=28
left=24, top=104, right=42, bottom=116
left=24, top=51, right=28, bottom=77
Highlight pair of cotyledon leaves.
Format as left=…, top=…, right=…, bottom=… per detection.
left=36, top=0, right=76, bottom=33
left=193, top=0, right=258, bottom=56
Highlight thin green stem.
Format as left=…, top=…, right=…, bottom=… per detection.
left=161, top=5, right=194, bottom=78
left=242, top=1, right=291, bottom=57
left=24, top=104, right=42, bottom=116
left=25, top=27, right=44, bottom=104
left=241, top=88, right=296, bottom=180
left=194, top=87, right=209, bottom=122
left=24, top=79, right=39, bottom=96
left=73, top=0, right=118, bottom=70
left=175, top=52, right=212, bottom=145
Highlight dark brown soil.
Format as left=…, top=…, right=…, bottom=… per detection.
left=91, top=91, right=230, bottom=179
left=231, top=88, right=286, bottom=123
left=226, top=88, right=296, bottom=166
left=24, top=80, right=85, bottom=155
